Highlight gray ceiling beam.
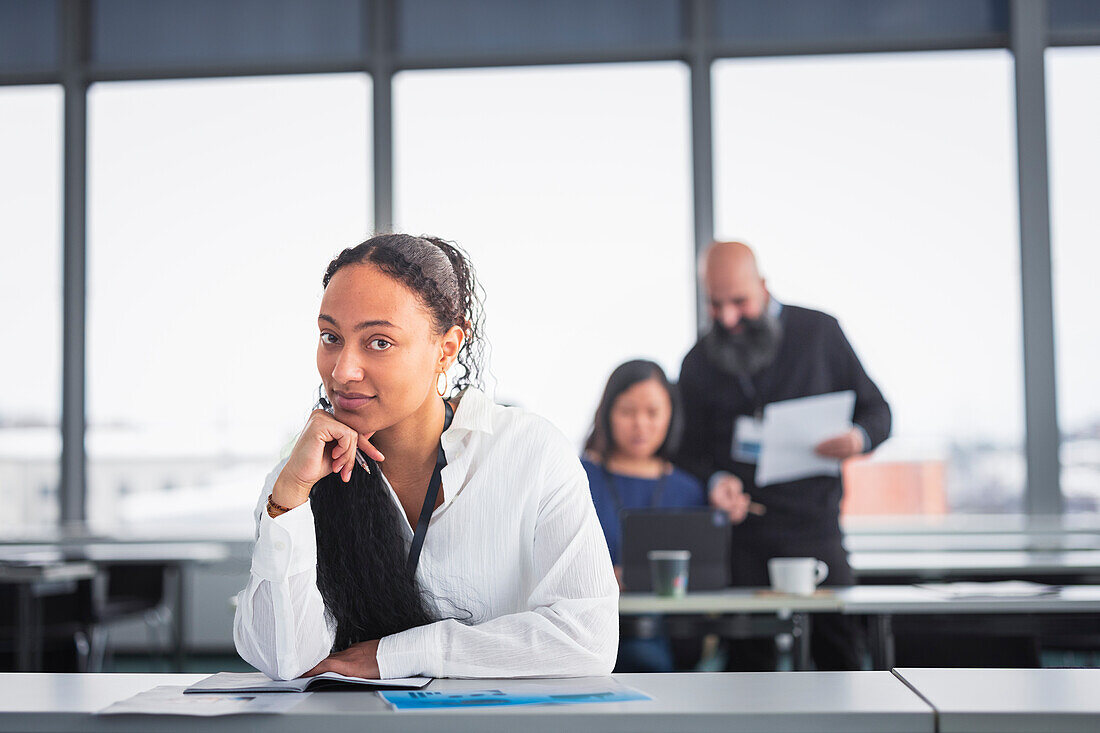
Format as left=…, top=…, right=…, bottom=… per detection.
left=708, top=34, right=1010, bottom=59
left=0, top=71, right=61, bottom=85
left=392, top=45, right=688, bottom=70
left=84, top=59, right=367, bottom=83
left=1048, top=28, right=1100, bottom=46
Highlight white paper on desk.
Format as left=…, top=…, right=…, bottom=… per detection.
left=915, top=581, right=1061, bottom=599
left=755, top=391, right=856, bottom=487
left=97, top=685, right=308, bottom=716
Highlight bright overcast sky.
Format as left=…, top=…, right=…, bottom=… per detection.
left=1, top=48, right=1097, bottom=462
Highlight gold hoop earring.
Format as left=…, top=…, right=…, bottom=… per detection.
left=436, top=371, right=449, bottom=398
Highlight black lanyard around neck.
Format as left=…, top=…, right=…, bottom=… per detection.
left=738, top=375, right=764, bottom=419
left=601, top=463, right=669, bottom=516
left=406, top=399, right=454, bottom=576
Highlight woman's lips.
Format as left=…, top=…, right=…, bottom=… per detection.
left=334, top=393, right=374, bottom=410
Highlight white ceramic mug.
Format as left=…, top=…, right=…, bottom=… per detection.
left=767, top=557, right=829, bottom=595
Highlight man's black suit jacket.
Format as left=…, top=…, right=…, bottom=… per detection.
left=675, top=304, right=891, bottom=582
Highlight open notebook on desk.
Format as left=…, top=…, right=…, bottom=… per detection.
left=185, top=671, right=432, bottom=694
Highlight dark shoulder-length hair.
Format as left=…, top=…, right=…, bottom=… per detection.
left=583, top=359, right=684, bottom=463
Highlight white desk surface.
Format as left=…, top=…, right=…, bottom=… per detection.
left=0, top=561, right=96, bottom=584
left=836, top=584, right=1100, bottom=614
left=0, top=542, right=230, bottom=565
left=619, top=589, right=841, bottom=615
left=894, top=668, right=1100, bottom=733
left=850, top=550, right=1100, bottom=577
left=0, top=525, right=250, bottom=545
left=621, top=585, right=1100, bottom=616
left=842, top=514, right=1100, bottom=536
left=0, top=672, right=933, bottom=733
left=844, top=534, right=1100, bottom=552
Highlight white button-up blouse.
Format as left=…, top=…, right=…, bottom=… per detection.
left=233, top=388, right=619, bottom=680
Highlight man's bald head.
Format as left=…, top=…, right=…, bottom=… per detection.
left=701, top=240, right=769, bottom=332
left=704, top=240, right=760, bottom=278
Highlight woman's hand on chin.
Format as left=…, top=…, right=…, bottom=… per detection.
left=273, top=409, right=386, bottom=509
left=302, top=639, right=381, bottom=679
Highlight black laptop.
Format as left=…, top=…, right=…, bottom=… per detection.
left=620, top=508, right=732, bottom=592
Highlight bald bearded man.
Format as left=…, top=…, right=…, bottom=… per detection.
left=675, top=241, right=891, bottom=672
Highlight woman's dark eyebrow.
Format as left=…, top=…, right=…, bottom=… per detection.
left=318, top=314, right=401, bottom=331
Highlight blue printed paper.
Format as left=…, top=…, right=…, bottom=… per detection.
left=380, top=682, right=651, bottom=710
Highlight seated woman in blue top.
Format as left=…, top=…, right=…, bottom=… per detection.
left=582, top=359, right=706, bottom=672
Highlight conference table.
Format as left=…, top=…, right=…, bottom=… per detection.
left=3, top=669, right=1099, bottom=732
left=619, top=589, right=840, bottom=670
left=0, top=562, right=97, bottom=672
left=0, top=671, right=934, bottom=732
left=850, top=550, right=1100, bottom=581
left=844, top=533, right=1100, bottom=552
left=838, top=584, right=1100, bottom=669
left=893, top=668, right=1100, bottom=733
left=620, top=585, right=1100, bottom=669
left=0, top=541, right=231, bottom=671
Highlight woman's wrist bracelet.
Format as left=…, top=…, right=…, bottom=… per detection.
left=266, top=493, right=292, bottom=518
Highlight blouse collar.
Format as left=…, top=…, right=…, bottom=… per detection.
left=446, top=386, right=495, bottom=437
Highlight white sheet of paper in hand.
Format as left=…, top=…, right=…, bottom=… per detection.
left=755, top=390, right=856, bottom=487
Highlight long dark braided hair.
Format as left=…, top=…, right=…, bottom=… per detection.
left=309, top=234, right=485, bottom=650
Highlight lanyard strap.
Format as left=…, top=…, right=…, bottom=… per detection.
left=407, top=400, right=454, bottom=576
left=601, top=463, right=669, bottom=516
left=738, top=374, right=769, bottom=419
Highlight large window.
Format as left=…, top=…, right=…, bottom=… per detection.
left=87, top=73, right=371, bottom=531
left=713, top=51, right=1021, bottom=515
left=0, top=85, right=63, bottom=531
left=1048, top=46, right=1100, bottom=514
left=395, top=63, right=694, bottom=446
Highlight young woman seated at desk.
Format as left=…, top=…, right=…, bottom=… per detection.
left=234, top=234, right=618, bottom=680
left=582, top=360, right=706, bottom=672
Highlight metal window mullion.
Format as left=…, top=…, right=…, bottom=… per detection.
left=688, top=0, right=714, bottom=334
left=59, top=0, right=89, bottom=524
left=371, top=0, right=394, bottom=233
left=1010, top=0, right=1062, bottom=516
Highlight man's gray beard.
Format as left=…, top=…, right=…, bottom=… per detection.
left=700, top=312, right=784, bottom=377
